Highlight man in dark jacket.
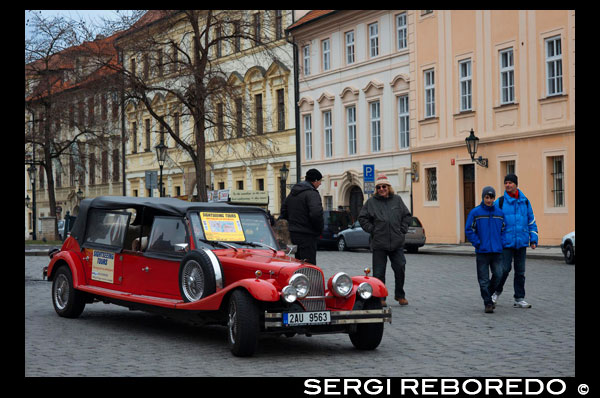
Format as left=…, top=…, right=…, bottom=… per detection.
left=465, top=186, right=505, bottom=313
left=279, top=168, right=324, bottom=265
left=358, top=173, right=412, bottom=306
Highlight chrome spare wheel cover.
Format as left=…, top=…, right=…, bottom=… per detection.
left=182, top=260, right=205, bottom=301
left=54, top=274, right=69, bottom=310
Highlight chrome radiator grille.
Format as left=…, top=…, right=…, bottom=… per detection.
left=294, top=267, right=326, bottom=311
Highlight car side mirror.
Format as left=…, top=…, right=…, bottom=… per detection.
left=175, top=243, right=189, bottom=252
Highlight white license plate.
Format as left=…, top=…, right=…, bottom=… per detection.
left=283, top=311, right=331, bottom=326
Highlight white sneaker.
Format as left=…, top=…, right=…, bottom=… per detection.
left=513, top=299, right=532, bottom=308
left=491, top=292, right=500, bottom=304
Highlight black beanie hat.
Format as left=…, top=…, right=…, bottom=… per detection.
left=305, top=168, right=323, bottom=182
left=504, top=173, right=518, bottom=185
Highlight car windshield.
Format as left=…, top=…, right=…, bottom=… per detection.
left=189, top=211, right=278, bottom=250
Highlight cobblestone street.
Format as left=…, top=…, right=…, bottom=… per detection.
left=25, top=250, right=574, bottom=377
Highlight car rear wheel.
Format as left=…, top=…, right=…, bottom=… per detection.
left=337, top=237, right=347, bottom=251
left=349, top=298, right=384, bottom=350
left=564, top=243, right=575, bottom=264
left=227, top=289, right=260, bottom=357
left=52, top=265, right=86, bottom=318
left=179, top=251, right=217, bottom=302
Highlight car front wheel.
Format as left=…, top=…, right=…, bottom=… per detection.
left=227, top=289, right=260, bottom=357
left=349, top=298, right=384, bottom=350
left=337, top=237, right=347, bottom=251
left=52, top=265, right=86, bottom=318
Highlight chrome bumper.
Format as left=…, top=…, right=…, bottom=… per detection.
left=264, top=307, right=392, bottom=329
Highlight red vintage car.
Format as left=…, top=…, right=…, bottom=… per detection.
left=44, top=196, right=391, bottom=356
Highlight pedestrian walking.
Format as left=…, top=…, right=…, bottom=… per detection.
left=279, top=168, right=324, bottom=265
left=465, top=186, right=505, bottom=313
left=358, top=173, right=412, bottom=306
left=492, top=174, right=538, bottom=308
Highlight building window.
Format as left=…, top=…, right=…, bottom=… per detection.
left=275, top=10, right=283, bottom=40
left=89, top=153, right=96, bottom=185
left=233, top=21, right=241, bottom=52
left=398, top=95, right=409, bottom=148
left=304, top=114, right=312, bottom=160
left=112, top=148, right=120, bottom=182
left=237, top=180, right=244, bottom=190
left=302, top=45, right=311, bottom=76
left=101, top=150, right=108, bottom=183
left=322, top=38, right=330, bottom=71
left=550, top=156, right=564, bottom=207
left=345, top=31, right=355, bottom=64
left=500, top=48, right=515, bottom=104
left=459, top=59, right=472, bottom=111
left=324, top=196, right=333, bottom=211
left=424, top=69, right=435, bottom=118
left=277, top=89, right=285, bottom=131
left=501, top=160, right=516, bottom=176
left=323, top=110, right=333, bottom=158
left=255, top=94, right=263, bottom=134
left=257, top=178, right=264, bottom=191
left=370, top=101, right=381, bottom=152
left=217, top=103, right=224, bottom=140
left=426, top=167, right=437, bottom=202
left=145, top=119, right=151, bottom=151
left=235, top=97, right=243, bottom=137
left=131, top=121, right=137, bottom=154
left=396, top=12, right=407, bottom=50
left=545, top=36, right=563, bottom=96
left=346, top=106, right=357, bottom=155
left=253, top=13, right=261, bottom=44
left=368, top=22, right=379, bottom=58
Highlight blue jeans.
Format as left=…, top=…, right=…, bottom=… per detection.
left=476, top=253, right=503, bottom=306
left=372, top=247, right=406, bottom=299
left=495, top=247, right=527, bottom=300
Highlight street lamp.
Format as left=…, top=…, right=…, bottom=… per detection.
left=25, top=195, right=31, bottom=208
left=155, top=140, right=167, bottom=197
left=27, top=165, right=37, bottom=240
left=465, top=128, right=488, bottom=168
left=279, top=163, right=289, bottom=207
left=76, top=187, right=85, bottom=201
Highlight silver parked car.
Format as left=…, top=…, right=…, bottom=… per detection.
left=337, top=216, right=426, bottom=253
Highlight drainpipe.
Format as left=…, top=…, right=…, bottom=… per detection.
left=286, top=15, right=301, bottom=184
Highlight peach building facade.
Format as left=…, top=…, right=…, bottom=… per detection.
left=410, top=10, right=575, bottom=245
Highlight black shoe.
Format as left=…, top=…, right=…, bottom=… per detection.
left=485, top=305, right=494, bottom=313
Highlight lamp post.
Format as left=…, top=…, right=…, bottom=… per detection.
left=465, top=128, right=488, bottom=168
left=155, top=140, right=167, bottom=197
left=279, top=163, right=289, bottom=207
left=27, top=165, right=37, bottom=240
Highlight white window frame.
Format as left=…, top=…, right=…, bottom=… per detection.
left=424, top=69, right=435, bottom=118
left=499, top=48, right=515, bottom=104
left=303, top=114, right=312, bottom=160
left=396, top=12, right=407, bottom=50
left=302, top=45, right=311, bottom=76
left=370, top=101, right=381, bottom=152
left=545, top=36, right=563, bottom=96
left=368, top=22, right=379, bottom=58
left=459, top=59, right=472, bottom=111
left=323, top=110, right=333, bottom=158
left=322, top=39, right=330, bottom=71
left=345, top=31, right=355, bottom=65
left=398, top=95, right=409, bottom=149
left=346, top=105, right=357, bottom=155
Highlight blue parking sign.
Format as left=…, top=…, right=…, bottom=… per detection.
left=363, top=164, right=375, bottom=182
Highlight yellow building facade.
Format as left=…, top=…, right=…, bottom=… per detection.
left=410, top=10, right=575, bottom=245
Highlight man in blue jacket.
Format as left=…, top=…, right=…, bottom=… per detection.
left=465, top=186, right=505, bottom=313
left=492, top=174, right=538, bottom=308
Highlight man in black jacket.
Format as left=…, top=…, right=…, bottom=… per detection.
left=359, top=173, right=412, bottom=306
left=279, top=169, right=324, bottom=265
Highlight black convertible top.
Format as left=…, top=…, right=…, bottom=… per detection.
left=70, top=196, right=266, bottom=245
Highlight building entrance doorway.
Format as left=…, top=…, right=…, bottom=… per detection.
left=349, top=186, right=363, bottom=221
left=462, top=164, right=475, bottom=242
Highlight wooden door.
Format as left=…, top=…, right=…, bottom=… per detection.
left=463, top=164, right=475, bottom=242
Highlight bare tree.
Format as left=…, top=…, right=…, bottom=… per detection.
left=109, top=10, right=294, bottom=201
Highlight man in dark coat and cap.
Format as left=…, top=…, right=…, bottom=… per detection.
left=279, top=168, right=324, bottom=265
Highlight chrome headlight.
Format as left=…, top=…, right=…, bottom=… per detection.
left=289, top=273, right=309, bottom=298
left=357, top=282, right=373, bottom=299
left=282, top=285, right=297, bottom=303
left=331, top=272, right=353, bottom=297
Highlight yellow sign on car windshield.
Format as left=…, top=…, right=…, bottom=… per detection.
left=199, top=212, right=245, bottom=242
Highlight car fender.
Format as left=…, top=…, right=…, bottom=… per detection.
left=47, top=251, right=86, bottom=287
left=229, top=278, right=281, bottom=302
left=352, top=276, right=388, bottom=298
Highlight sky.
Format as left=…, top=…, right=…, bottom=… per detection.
left=25, top=10, right=134, bottom=40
